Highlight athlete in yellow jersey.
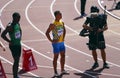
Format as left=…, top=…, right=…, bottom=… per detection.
left=46, top=11, right=68, bottom=77
left=52, top=20, right=64, bottom=42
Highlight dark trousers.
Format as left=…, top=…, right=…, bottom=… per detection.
left=80, top=0, right=86, bottom=15
left=9, top=45, right=21, bottom=78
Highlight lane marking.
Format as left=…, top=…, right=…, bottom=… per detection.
left=86, top=70, right=120, bottom=77
left=0, top=0, right=39, bottom=77
left=25, top=0, right=96, bottom=78
left=26, top=0, right=120, bottom=78
left=98, top=0, right=120, bottom=36
left=74, top=0, right=120, bottom=51
left=22, top=39, right=47, bottom=43
left=108, top=30, right=120, bottom=36
left=98, top=0, right=120, bottom=20
left=74, top=0, right=120, bottom=77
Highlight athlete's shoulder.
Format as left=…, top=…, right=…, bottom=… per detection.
left=48, top=23, right=55, bottom=29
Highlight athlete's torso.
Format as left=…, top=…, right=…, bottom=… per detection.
left=52, top=20, right=64, bottom=42
left=9, top=23, right=21, bottom=45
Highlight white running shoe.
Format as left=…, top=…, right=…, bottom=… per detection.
left=53, top=73, right=59, bottom=77
left=61, top=70, right=69, bottom=75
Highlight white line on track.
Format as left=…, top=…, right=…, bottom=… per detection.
left=25, top=0, right=96, bottom=78
left=108, top=30, right=120, bottom=36
left=0, top=0, right=119, bottom=77
left=25, top=0, right=120, bottom=77
left=98, top=0, right=120, bottom=35
left=74, top=0, right=120, bottom=51
left=98, top=0, right=120, bottom=20
left=86, top=70, right=120, bottom=77
left=0, top=0, right=39, bottom=77
left=98, top=0, right=120, bottom=36
left=74, top=0, right=120, bottom=77
left=23, top=39, right=47, bottom=43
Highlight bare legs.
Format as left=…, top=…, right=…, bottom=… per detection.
left=53, top=51, right=65, bottom=74
left=92, top=49, right=109, bottom=69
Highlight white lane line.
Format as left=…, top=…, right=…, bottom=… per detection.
left=74, top=0, right=120, bottom=51
left=86, top=70, right=120, bottom=77
left=108, top=30, right=120, bottom=36
left=106, top=44, right=120, bottom=51
left=25, top=0, right=45, bottom=36
left=98, top=0, right=120, bottom=36
left=0, top=0, right=14, bottom=17
left=25, top=0, right=96, bottom=78
left=73, top=0, right=120, bottom=76
left=22, top=39, right=47, bottom=43
left=0, top=0, right=14, bottom=29
left=74, top=0, right=80, bottom=15
left=98, top=0, right=120, bottom=20
left=37, top=65, right=73, bottom=71
left=0, top=0, right=39, bottom=77
left=25, top=0, right=120, bottom=78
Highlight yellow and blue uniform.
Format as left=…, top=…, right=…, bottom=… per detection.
left=52, top=20, right=65, bottom=53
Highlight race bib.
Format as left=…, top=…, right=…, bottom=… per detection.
left=15, top=31, right=21, bottom=39
left=58, top=29, right=63, bottom=36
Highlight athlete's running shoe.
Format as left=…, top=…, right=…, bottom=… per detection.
left=61, top=70, right=69, bottom=75
left=53, top=73, right=59, bottom=77
left=103, top=62, right=109, bottom=69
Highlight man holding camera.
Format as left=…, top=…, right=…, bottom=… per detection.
left=82, top=6, right=109, bottom=69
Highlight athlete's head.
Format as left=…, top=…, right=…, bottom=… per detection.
left=12, top=12, right=20, bottom=23
left=54, top=11, right=62, bottom=20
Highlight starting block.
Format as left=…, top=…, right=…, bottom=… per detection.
left=22, top=48, right=37, bottom=72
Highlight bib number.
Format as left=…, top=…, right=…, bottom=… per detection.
left=15, top=31, right=21, bottom=39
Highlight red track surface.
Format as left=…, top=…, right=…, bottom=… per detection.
left=0, top=0, right=120, bottom=78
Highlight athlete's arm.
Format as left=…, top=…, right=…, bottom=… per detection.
left=45, top=24, right=54, bottom=42
left=62, top=22, right=66, bottom=41
left=1, top=26, right=11, bottom=43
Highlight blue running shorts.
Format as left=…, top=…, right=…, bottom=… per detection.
left=52, top=42, right=65, bottom=53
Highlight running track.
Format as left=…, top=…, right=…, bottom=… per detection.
left=0, top=0, right=120, bottom=78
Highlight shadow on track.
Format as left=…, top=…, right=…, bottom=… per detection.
left=74, top=67, right=107, bottom=78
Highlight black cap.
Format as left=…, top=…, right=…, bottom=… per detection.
left=90, top=6, right=99, bottom=13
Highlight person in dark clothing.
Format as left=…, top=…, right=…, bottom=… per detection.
left=80, top=0, right=87, bottom=17
left=1, top=12, right=22, bottom=78
left=82, top=6, right=109, bottom=69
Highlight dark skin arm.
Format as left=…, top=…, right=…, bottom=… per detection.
left=1, top=26, right=12, bottom=44
left=62, top=22, right=66, bottom=41
left=45, top=23, right=55, bottom=43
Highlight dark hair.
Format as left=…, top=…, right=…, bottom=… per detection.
left=90, top=6, right=99, bottom=13
left=54, top=11, right=61, bottom=17
left=12, top=12, right=20, bottom=19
